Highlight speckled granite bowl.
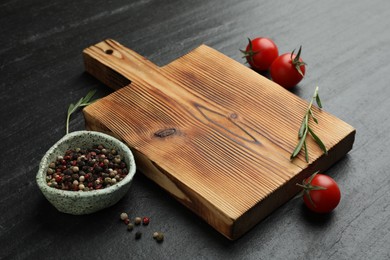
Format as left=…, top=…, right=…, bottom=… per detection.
left=36, top=131, right=136, bottom=215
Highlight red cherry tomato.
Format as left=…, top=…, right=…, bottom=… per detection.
left=241, top=37, right=279, bottom=71
left=270, top=46, right=306, bottom=89
left=298, top=173, right=341, bottom=213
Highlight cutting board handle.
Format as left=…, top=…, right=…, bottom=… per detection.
left=83, top=39, right=159, bottom=90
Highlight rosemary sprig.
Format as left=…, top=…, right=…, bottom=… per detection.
left=291, top=86, right=327, bottom=162
left=66, top=90, right=98, bottom=134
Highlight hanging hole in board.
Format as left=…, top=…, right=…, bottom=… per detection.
left=105, top=49, right=113, bottom=55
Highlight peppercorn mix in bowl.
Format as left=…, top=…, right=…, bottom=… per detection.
left=36, top=131, right=136, bottom=215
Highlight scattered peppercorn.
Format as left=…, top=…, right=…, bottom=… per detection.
left=45, top=144, right=128, bottom=191
left=135, top=231, right=142, bottom=240
left=153, top=232, right=164, bottom=242
left=127, top=223, right=134, bottom=231
left=142, top=217, right=150, bottom=225
left=119, top=213, right=163, bottom=243
left=120, top=212, right=128, bottom=221
left=134, top=217, right=142, bottom=225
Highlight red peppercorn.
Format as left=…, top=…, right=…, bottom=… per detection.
left=55, top=176, right=63, bottom=183
left=124, top=218, right=130, bottom=225
left=142, top=217, right=150, bottom=225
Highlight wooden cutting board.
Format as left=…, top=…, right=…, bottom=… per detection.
left=82, top=39, right=355, bottom=240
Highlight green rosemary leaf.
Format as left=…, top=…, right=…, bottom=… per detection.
left=303, top=140, right=309, bottom=162
left=308, top=126, right=328, bottom=155
left=67, top=103, right=75, bottom=115
left=298, top=116, right=307, bottom=138
left=66, top=90, right=98, bottom=135
left=291, top=129, right=307, bottom=160
left=315, top=92, right=322, bottom=108
left=309, top=109, right=318, bottom=124
left=73, top=97, right=83, bottom=111
left=83, top=89, right=97, bottom=104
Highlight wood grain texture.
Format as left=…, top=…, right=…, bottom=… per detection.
left=83, top=39, right=355, bottom=239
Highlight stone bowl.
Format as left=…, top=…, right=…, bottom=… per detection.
left=36, top=131, right=136, bottom=215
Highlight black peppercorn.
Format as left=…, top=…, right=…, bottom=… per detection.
left=78, top=161, right=85, bottom=167
left=135, top=231, right=142, bottom=240
left=63, top=169, right=72, bottom=175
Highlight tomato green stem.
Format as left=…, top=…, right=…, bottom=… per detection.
left=296, top=172, right=327, bottom=208
left=240, top=38, right=259, bottom=64
left=291, top=46, right=306, bottom=77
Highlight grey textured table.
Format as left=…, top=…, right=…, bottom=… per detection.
left=1, top=0, right=389, bottom=259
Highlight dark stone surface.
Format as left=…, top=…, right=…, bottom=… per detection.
left=1, top=0, right=389, bottom=259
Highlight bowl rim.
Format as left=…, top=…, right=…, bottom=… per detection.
left=36, top=130, right=136, bottom=197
